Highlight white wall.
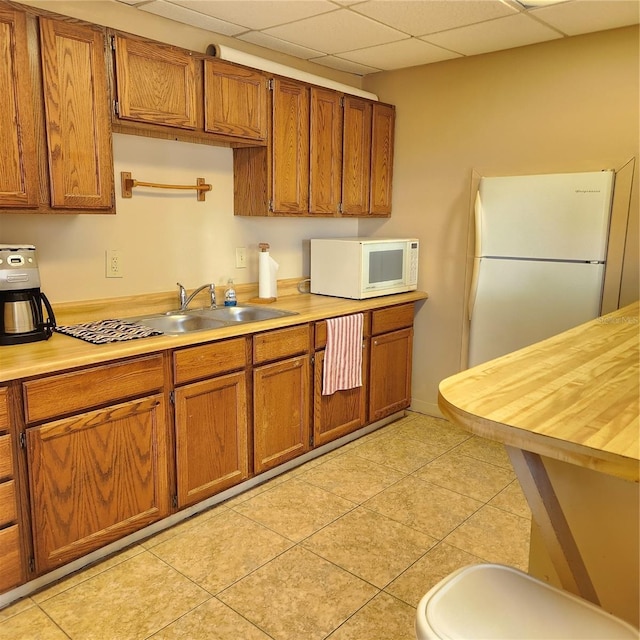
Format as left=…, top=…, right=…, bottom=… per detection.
left=0, top=134, right=359, bottom=303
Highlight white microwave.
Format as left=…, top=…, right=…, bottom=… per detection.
left=310, top=237, right=419, bottom=299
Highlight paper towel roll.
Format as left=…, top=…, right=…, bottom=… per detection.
left=259, top=251, right=279, bottom=299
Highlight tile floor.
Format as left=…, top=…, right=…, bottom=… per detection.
left=0, top=412, right=531, bottom=640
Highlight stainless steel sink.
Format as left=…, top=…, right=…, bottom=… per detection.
left=129, top=305, right=297, bottom=335
left=196, top=305, right=298, bottom=323
left=132, top=312, right=228, bottom=335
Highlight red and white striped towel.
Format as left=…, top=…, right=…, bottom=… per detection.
left=322, top=313, right=363, bottom=396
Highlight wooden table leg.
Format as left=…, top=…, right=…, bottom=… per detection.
left=507, top=446, right=600, bottom=603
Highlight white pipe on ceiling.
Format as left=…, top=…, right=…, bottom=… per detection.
left=207, top=44, right=378, bottom=101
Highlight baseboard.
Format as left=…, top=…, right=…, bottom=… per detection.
left=408, top=398, right=443, bottom=418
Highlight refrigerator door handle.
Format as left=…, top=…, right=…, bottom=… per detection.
left=468, top=257, right=481, bottom=321
left=468, top=191, right=483, bottom=321
left=474, top=190, right=483, bottom=259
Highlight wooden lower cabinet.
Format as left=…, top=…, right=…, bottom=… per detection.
left=369, top=327, right=413, bottom=421
left=0, top=300, right=419, bottom=597
left=174, top=372, right=249, bottom=508
left=26, top=394, right=169, bottom=573
left=0, top=525, right=21, bottom=592
left=313, top=346, right=368, bottom=447
left=0, top=386, right=23, bottom=593
left=254, top=355, right=310, bottom=473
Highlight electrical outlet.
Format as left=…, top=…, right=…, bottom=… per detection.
left=235, top=247, right=247, bottom=268
left=106, top=249, right=123, bottom=278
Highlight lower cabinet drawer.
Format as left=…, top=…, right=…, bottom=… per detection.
left=371, top=303, right=415, bottom=335
left=23, top=355, right=165, bottom=423
left=0, top=480, right=17, bottom=528
left=253, top=325, right=310, bottom=364
left=0, top=525, right=23, bottom=593
left=174, top=337, right=247, bottom=385
left=0, top=434, right=13, bottom=481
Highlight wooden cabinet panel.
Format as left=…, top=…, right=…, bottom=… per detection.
left=0, top=434, right=12, bottom=480
left=341, top=96, right=372, bottom=217
left=272, top=78, right=309, bottom=214
left=175, top=372, right=248, bottom=507
left=369, top=327, right=413, bottom=422
left=0, top=480, right=17, bottom=527
left=371, top=303, right=415, bottom=335
left=253, top=325, right=310, bottom=364
left=174, top=337, right=247, bottom=385
left=313, top=346, right=367, bottom=447
left=309, top=87, right=342, bottom=215
left=0, top=387, right=7, bottom=429
left=0, top=525, right=22, bottom=592
left=0, top=385, right=22, bottom=594
left=254, top=355, right=310, bottom=473
left=39, top=18, right=114, bottom=209
left=0, top=7, right=38, bottom=208
left=370, top=103, right=395, bottom=216
left=27, top=394, right=169, bottom=572
left=113, top=33, right=197, bottom=129
left=23, top=355, right=165, bottom=423
left=204, top=59, right=267, bottom=141
left=0, top=387, right=7, bottom=430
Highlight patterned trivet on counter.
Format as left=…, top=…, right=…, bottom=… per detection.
left=55, top=319, right=163, bottom=344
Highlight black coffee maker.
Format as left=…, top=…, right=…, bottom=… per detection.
left=0, top=245, right=56, bottom=345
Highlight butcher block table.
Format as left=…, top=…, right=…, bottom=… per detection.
left=438, top=301, right=639, bottom=628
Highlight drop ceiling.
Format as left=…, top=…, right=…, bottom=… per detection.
left=117, top=0, right=640, bottom=76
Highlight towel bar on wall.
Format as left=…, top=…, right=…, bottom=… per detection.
left=120, top=172, right=212, bottom=201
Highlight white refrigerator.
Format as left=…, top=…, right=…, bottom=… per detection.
left=468, top=170, right=614, bottom=368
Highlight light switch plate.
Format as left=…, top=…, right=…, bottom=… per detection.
left=235, top=247, right=247, bottom=268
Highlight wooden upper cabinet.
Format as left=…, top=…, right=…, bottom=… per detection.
left=309, top=87, right=342, bottom=215
left=112, top=33, right=197, bottom=130
left=272, top=78, right=309, bottom=214
left=370, top=103, right=395, bottom=216
left=341, top=96, right=372, bottom=217
left=39, top=18, right=114, bottom=210
left=0, top=7, right=38, bottom=209
left=204, top=59, right=267, bottom=142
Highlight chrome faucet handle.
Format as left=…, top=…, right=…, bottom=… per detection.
left=176, top=282, right=187, bottom=309
left=208, top=284, right=217, bottom=308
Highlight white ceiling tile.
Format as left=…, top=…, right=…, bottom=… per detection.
left=263, top=8, right=409, bottom=54
left=341, top=37, right=461, bottom=70
left=166, top=0, right=336, bottom=30
left=423, top=12, right=563, bottom=56
left=529, top=0, right=640, bottom=35
left=351, top=0, right=518, bottom=36
left=139, top=0, right=247, bottom=34
left=310, top=54, right=382, bottom=75
left=237, top=31, right=325, bottom=59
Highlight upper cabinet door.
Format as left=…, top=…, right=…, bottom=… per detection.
left=272, top=78, right=309, bottom=214
left=341, top=96, right=372, bottom=217
left=113, top=34, right=197, bottom=130
left=0, top=7, right=38, bottom=208
left=39, top=18, right=114, bottom=210
left=309, top=87, right=342, bottom=215
left=370, top=103, right=395, bottom=216
left=204, top=59, right=267, bottom=142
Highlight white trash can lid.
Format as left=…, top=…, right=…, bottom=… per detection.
left=416, top=564, right=639, bottom=639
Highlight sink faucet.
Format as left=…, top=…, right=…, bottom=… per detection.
left=177, top=282, right=216, bottom=310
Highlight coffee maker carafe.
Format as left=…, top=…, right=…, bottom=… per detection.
left=0, top=245, right=56, bottom=345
